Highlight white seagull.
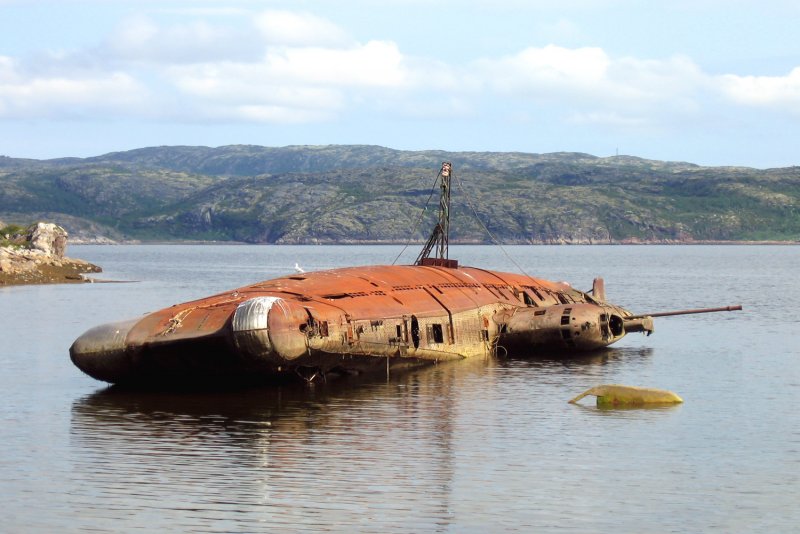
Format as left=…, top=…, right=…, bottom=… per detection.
left=294, top=262, right=306, bottom=273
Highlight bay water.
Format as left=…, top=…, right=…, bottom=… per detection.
left=1, top=244, right=798, bottom=532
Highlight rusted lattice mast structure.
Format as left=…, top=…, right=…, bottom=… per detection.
left=415, top=162, right=457, bottom=268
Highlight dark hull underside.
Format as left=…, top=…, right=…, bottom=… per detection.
left=72, top=335, right=451, bottom=387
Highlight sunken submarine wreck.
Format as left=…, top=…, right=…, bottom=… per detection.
left=70, top=162, right=741, bottom=385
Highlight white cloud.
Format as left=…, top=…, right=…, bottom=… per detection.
left=222, top=105, right=335, bottom=123
left=605, top=55, right=708, bottom=113
left=164, top=40, right=413, bottom=123
left=113, top=15, right=159, bottom=52
left=475, top=45, right=609, bottom=94
left=720, top=67, right=800, bottom=114
left=254, top=10, right=352, bottom=47
left=106, top=14, right=261, bottom=64
left=474, top=45, right=707, bottom=104
left=168, top=64, right=344, bottom=119
left=263, top=41, right=409, bottom=87
left=0, top=10, right=416, bottom=124
left=3, top=7, right=798, bottom=133
left=468, top=45, right=713, bottom=128
left=0, top=56, right=147, bottom=118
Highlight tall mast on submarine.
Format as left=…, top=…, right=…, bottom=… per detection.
left=415, top=162, right=457, bottom=268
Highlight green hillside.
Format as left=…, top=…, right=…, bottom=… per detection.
left=1, top=146, right=798, bottom=243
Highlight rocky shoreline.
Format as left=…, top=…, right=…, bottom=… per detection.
left=0, top=222, right=102, bottom=286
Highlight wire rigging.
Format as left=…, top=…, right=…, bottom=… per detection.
left=393, top=163, right=533, bottom=280
left=452, top=170, right=534, bottom=279
left=391, top=171, right=441, bottom=266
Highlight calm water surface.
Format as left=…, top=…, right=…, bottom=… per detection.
left=1, top=245, right=798, bottom=532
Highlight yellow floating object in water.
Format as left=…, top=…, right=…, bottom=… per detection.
left=569, top=384, right=683, bottom=407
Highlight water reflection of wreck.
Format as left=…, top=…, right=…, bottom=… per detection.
left=68, top=350, right=656, bottom=530
left=70, top=163, right=739, bottom=386
left=70, top=364, right=462, bottom=530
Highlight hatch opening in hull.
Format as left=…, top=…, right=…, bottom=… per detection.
left=610, top=315, right=624, bottom=336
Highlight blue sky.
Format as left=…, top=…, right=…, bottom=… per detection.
left=1, top=0, right=799, bottom=167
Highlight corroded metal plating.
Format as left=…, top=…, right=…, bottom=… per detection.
left=70, top=263, right=644, bottom=384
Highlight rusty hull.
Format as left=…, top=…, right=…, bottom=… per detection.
left=70, top=264, right=645, bottom=385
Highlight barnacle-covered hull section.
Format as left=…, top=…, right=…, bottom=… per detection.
left=70, top=264, right=649, bottom=385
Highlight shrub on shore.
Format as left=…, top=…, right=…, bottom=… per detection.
left=1, top=224, right=29, bottom=248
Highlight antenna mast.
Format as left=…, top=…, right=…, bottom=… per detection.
left=415, top=162, right=458, bottom=268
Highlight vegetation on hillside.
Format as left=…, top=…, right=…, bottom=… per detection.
left=1, top=145, right=798, bottom=243
left=0, top=224, right=28, bottom=248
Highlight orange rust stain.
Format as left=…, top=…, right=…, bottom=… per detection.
left=126, top=265, right=590, bottom=345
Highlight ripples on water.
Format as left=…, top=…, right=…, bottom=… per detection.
left=2, top=245, right=799, bottom=532
left=67, top=352, right=662, bottom=533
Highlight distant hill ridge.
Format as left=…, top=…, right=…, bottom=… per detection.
left=1, top=144, right=798, bottom=244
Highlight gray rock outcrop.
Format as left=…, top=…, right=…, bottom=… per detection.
left=0, top=221, right=101, bottom=285
left=30, top=222, right=68, bottom=257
